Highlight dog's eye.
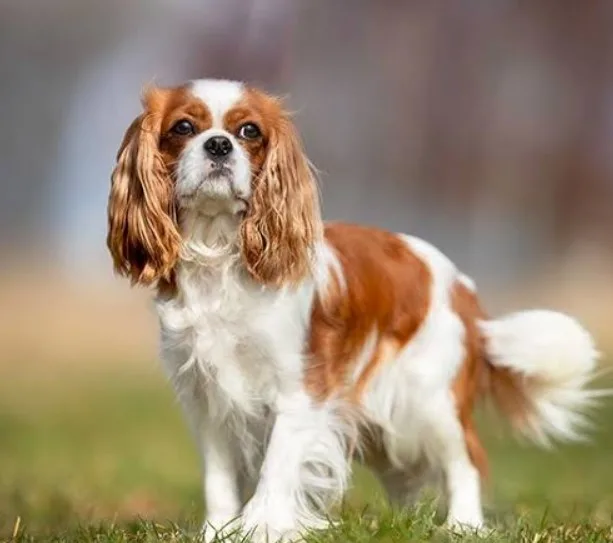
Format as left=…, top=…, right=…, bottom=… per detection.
left=237, top=123, right=261, bottom=140
left=171, top=120, right=195, bottom=136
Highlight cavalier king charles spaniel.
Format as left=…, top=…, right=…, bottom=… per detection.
left=107, top=79, right=600, bottom=542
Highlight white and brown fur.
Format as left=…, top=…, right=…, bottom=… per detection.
left=107, top=79, right=600, bottom=542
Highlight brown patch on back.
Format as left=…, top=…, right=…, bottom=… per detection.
left=305, top=223, right=431, bottom=400
left=450, top=280, right=489, bottom=478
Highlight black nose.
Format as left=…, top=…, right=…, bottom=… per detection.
left=204, top=135, right=233, bottom=159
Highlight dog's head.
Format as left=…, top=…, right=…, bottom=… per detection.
left=107, top=79, right=322, bottom=288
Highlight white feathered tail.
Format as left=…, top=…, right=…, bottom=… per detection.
left=479, top=310, right=602, bottom=446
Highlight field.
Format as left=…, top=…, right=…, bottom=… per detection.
left=1, top=365, right=612, bottom=543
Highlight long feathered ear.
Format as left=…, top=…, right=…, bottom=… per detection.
left=240, top=115, right=323, bottom=287
left=106, top=89, right=181, bottom=286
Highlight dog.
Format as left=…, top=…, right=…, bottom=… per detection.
left=107, top=78, right=600, bottom=542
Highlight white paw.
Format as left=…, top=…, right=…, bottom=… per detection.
left=240, top=510, right=307, bottom=543
left=202, top=517, right=241, bottom=542
left=240, top=496, right=332, bottom=542
left=240, top=523, right=301, bottom=543
left=445, top=517, right=489, bottom=537
left=240, top=514, right=302, bottom=543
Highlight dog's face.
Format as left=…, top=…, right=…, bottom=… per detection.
left=159, top=80, right=269, bottom=214
left=107, top=79, right=322, bottom=288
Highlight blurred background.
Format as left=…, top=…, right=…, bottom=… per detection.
left=2, top=0, right=613, bottom=369
left=1, top=0, right=612, bottom=537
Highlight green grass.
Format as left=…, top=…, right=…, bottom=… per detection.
left=1, top=371, right=612, bottom=542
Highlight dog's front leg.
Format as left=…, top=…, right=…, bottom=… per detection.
left=174, top=383, right=242, bottom=541
left=241, top=394, right=351, bottom=542
left=200, top=423, right=243, bottom=540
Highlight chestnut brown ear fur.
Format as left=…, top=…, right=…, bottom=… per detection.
left=240, top=114, right=323, bottom=287
left=106, top=88, right=181, bottom=286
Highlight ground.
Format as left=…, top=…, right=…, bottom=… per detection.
left=1, top=367, right=612, bottom=543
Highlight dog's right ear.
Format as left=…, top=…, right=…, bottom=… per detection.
left=106, top=88, right=181, bottom=286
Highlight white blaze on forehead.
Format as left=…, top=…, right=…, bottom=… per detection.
left=190, top=79, right=245, bottom=128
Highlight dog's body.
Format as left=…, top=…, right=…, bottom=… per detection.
left=107, top=79, right=599, bottom=542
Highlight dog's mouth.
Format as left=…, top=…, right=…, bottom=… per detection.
left=206, top=166, right=233, bottom=180
left=180, top=172, right=249, bottom=214
left=177, top=162, right=249, bottom=215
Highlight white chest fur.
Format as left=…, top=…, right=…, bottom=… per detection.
left=156, top=260, right=314, bottom=421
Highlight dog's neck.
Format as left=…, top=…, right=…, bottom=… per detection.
left=171, top=205, right=249, bottom=292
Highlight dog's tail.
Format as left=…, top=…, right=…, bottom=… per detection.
left=480, top=310, right=603, bottom=446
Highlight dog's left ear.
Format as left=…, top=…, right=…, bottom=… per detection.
left=240, top=114, right=323, bottom=287
left=107, top=87, right=181, bottom=286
